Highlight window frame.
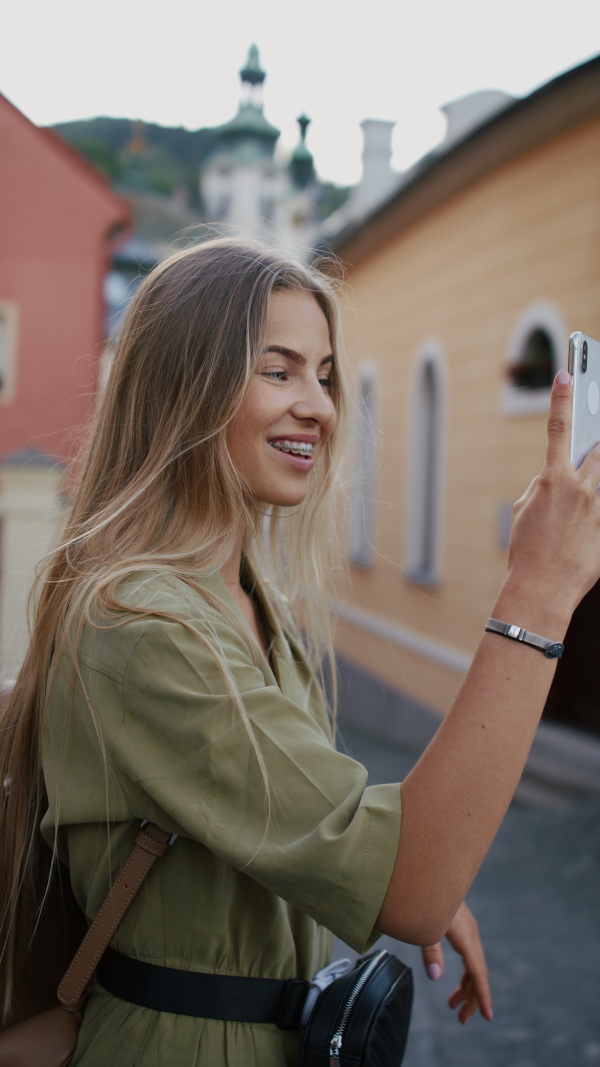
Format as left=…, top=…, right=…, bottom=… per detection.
left=502, top=302, right=568, bottom=417
left=0, top=301, right=18, bottom=405
left=404, top=340, right=447, bottom=587
left=347, top=364, right=379, bottom=568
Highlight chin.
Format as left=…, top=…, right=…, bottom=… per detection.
left=258, top=484, right=309, bottom=509
left=267, top=493, right=308, bottom=509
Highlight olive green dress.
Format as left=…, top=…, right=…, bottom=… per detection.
left=41, top=567, right=401, bottom=1066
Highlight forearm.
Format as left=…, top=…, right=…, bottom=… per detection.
left=377, top=576, right=571, bottom=944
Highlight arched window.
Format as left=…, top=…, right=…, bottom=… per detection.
left=405, top=344, right=447, bottom=585
left=508, top=328, right=555, bottom=390
left=503, top=302, right=567, bottom=416
left=348, top=368, right=377, bottom=566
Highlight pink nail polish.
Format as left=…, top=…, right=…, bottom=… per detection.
left=556, top=368, right=570, bottom=385
left=427, top=963, right=442, bottom=981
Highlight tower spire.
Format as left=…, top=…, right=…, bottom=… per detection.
left=240, top=43, right=266, bottom=87
left=210, top=45, right=280, bottom=155
left=290, top=114, right=315, bottom=189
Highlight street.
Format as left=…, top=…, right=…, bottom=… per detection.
left=334, top=725, right=600, bottom=1067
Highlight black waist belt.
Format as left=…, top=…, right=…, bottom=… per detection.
left=97, top=948, right=310, bottom=1031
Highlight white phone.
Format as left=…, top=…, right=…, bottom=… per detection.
left=569, top=331, right=600, bottom=469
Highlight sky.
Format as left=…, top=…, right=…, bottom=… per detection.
left=3, top=0, right=599, bottom=186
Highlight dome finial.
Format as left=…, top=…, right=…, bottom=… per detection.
left=240, top=44, right=266, bottom=87
left=290, top=114, right=314, bottom=189
left=297, top=113, right=311, bottom=142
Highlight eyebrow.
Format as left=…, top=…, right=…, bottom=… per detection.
left=263, top=345, right=334, bottom=368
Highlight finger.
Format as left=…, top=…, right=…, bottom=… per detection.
left=448, top=986, right=466, bottom=1009
left=456, top=977, right=480, bottom=1028
left=470, top=961, right=493, bottom=1022
left=544, top=369, right=572, bottom=470
left=446, top=916, right=491, bottom=1016
left=448, top=971, right=470, bottom=1008
left=459, top=987, right=479, bottom=1026
left=449, top=972, right=493, bottom=1023
left=421, top=942, right=444, bottom=981
left=449, top=976, right=477, bottom=1026
left=456, top=932, right=492, bottom=1020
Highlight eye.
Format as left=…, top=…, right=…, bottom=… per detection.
left=319, top=376, right=333, bottom=389
left=261, top=368, right=288, bottom=381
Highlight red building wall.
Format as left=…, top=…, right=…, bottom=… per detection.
left=0, top=93, right=130, bottom=462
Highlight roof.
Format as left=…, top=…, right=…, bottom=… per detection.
left=321, top=54, right=600, bottom=264
left=212, top=103, right=280, bottom=145
left=0, top=91, right=130, bottom=232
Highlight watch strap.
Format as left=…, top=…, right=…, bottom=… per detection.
left=485, top=618, right=564, bottom=659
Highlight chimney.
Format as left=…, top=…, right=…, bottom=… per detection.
left=440, top=90, right=514, bottom=147
left=352, top=119, right=398, bottom=215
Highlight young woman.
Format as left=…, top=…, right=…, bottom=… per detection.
left=2, top=239, right=600, bottom=1067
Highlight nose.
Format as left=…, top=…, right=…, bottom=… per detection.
left=291, top=374, right=336, bottom=426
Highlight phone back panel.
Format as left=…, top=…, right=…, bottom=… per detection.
left=570, top=332, right=600, bottom=469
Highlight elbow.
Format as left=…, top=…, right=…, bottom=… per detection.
left=377, top=915, right=451, bottom=947
left=400, top=917, right=453, bottom=947
left=376, top=897, right=458, bottom=946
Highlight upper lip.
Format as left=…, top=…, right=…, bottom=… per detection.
left=267, top=434, right=319, bottom=443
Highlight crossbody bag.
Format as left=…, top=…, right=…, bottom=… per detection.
left=0, top=821, right=175, bottom=1067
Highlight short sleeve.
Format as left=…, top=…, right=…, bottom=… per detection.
left=117, top=614, right=402, bottom=953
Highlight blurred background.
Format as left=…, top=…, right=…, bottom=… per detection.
left=1, top=1, right=599, bottom=1062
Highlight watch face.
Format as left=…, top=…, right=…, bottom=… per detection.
left=544, top=642, right=564, bottom=659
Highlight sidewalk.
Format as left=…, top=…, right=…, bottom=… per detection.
left=334, top=725, right=600, bottom=1067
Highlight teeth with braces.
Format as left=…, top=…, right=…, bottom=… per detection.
left=269, top=440, right=315, bottom=456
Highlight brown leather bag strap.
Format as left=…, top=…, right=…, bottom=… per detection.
left=58, top=822, right=175, bottom=1012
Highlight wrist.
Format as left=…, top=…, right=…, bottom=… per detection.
left=493, top=573, right=573, bottom=643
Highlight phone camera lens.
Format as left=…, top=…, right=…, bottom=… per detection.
left=582, top=340, right=588, bottom=373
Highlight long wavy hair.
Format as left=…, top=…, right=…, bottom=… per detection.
left=0, top=238, right=350, bottom=1018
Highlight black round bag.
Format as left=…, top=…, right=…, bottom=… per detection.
left=299, top=949, right=413, bottom=1066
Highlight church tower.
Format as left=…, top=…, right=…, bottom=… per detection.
left=200, top=47, right=320, bottom=258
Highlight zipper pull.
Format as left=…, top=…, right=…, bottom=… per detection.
left=330, top=1033, right=342, bottom=1064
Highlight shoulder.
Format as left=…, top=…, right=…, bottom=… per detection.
left=76, top=570, right=256, bottom=687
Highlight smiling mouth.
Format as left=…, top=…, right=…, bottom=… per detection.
left=268, top=439, right=316, bottom=457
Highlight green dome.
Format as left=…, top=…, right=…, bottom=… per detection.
left=212, top=104, right=280, bottom=146
left=210, top=45, right=279, bottom=157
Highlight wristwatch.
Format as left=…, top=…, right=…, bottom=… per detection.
left=485, top=618, right=564, bottom=659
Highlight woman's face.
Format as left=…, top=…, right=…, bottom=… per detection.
left=228, top=288, right=337, bottom=508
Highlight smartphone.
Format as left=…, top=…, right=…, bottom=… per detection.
left=569, top=331, right=600, bottom=469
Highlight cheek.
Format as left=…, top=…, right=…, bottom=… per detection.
left=227, top=389, right=264, bottom=457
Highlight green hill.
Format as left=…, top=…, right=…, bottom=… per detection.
left=52, top=117, right=217, bottom=203
left=52, top=117, right=349, bottom=218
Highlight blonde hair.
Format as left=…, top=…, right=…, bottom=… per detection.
left=0, top=238, right=350, bottom=1017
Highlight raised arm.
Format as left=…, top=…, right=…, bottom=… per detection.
left=377, top=370, right=600, bottom=944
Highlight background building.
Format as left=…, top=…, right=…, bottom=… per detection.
left=55, top=46, right=349, bottom=272
left=200, top=45, right=321, bottom=258
left=0, top=91, right=129, bottom=679
left=323, top=56, right=600, bottom=802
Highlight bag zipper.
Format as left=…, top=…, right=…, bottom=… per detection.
left=329, top=951, right=385, bottom=1065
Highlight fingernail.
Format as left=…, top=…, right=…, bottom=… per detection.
left=556, top=368, right=570, bottom=386
left=427, top=963, right=443, bottom=981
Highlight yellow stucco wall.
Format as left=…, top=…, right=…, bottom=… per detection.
left=335, top=115, right=600, bottom=715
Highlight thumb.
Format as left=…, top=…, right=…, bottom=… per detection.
left=421, top=942, right=445, bottom=981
